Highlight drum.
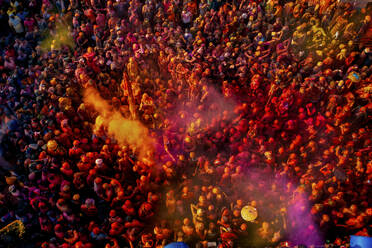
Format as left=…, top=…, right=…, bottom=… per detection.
left=241, top=205, right=258, bottom=222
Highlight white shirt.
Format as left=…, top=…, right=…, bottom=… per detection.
left=182, top=11, right=192, bottom=24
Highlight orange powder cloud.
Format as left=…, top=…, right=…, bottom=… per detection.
left=83, top=87, right=154, bottom=159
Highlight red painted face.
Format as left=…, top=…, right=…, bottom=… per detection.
left=251, top=75, right=261, bottom=90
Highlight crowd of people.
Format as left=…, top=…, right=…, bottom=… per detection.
left=0, top=0, right=371, bottom=247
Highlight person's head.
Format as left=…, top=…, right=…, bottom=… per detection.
left=183, top=218, right=190, bottom=225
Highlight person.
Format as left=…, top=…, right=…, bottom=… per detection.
left=181, top=8, right=192, bottom=29
left=8, top=13, right=24, bottom=34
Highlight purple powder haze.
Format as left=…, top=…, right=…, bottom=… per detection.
left=287, top=192, right=323, bottom=245
left=227, top=167, right=324, bottom=246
